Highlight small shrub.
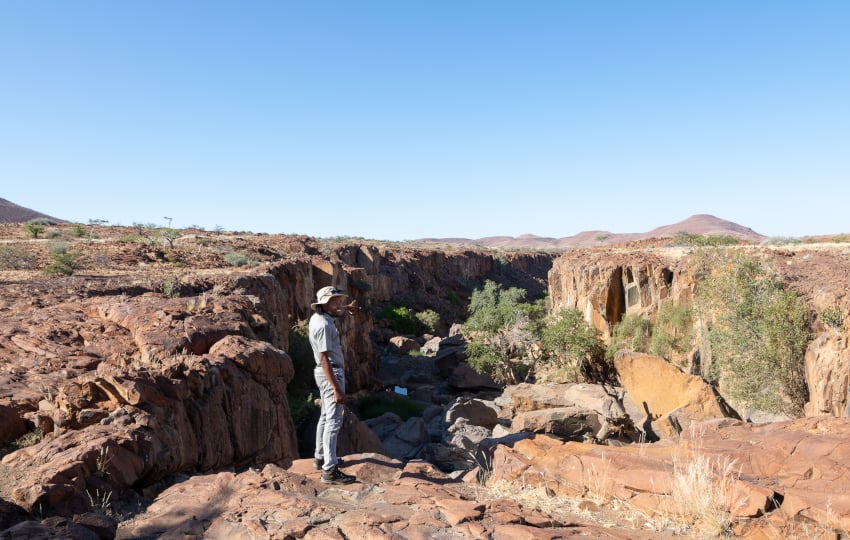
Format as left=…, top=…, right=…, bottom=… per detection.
left=0, top=246, right=36, bottom=270
left=605, top=313, right=652, bottom=360
left=673, top=232, right=740, bottom=247
left=650, top=302, right=695, bottom=363
left=377, top=304, right=418, bottom=335
left=44, top=251, right=81, bottom=275
left=13, top=428, right=44, bottom=448
left=821, top=306, right=845, bottom=329
left=761, top=236, right=801, bottom=246
left=358, top=395, right=424, bottom=421
left=45, top=229, right=62, bottom=239
left=161, top=277, right=181, bottom=298
left=47, top=240, right=67, bottom=255
left=415, top=309, right=441, bottom=335
left=119, top=234, right=141, bottom=243
left=224, top=251, right=256, bottom=267
left=71, top=224, right=86, bottom=238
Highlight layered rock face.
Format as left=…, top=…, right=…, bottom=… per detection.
left=548, top=245, right=850, bottom=418
left=549, top=249, right=694, bottom=343
left=0, top=245, right=553, bottom=520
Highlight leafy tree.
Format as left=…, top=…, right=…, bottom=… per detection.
left=695, top=250, right=811, bottom=416
left=23, top=221, right=45, bottom=239
left=158, top=227, right=180, bottom=249
left=464, top=280, right=547, bottom=384
left=542, top=309, right=609, bottom=383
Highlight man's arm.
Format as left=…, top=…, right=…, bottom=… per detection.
left=319, top=351, right=345, bottom=404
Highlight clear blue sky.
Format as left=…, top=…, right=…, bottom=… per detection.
left=1, top=1, right=848, bottom=240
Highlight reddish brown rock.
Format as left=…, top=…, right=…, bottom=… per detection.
left=489, top=417, right=850, bottom=535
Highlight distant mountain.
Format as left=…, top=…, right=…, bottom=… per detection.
left=419, top=214, right=765, bottom=249
left=0, top=198, right=64, bottom=224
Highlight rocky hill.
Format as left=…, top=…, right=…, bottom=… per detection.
left=0, top=198, right=64, bottom=224
left=421, top=214, right=766, bottom=249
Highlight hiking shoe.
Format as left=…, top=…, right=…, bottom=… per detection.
left=321, top=467, right=355, bottom=485
left=313, top=457, right=344, bottom=470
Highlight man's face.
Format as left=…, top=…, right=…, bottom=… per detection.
left=325, top=295, right=346, bottom=316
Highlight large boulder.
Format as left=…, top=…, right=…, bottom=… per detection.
left=614, top=351, right=735, bottom=437
left=510, top=406, right=602, bottom=441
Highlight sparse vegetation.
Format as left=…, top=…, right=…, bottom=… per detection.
left=649, top=301, right=695, bottom=364
left=673, top=232, right=740, bottom=247
left=22, top=220, right=45, bottom=238
left=44, top=242, right=82, bottom=275
left=605, top=313, right=652, bottom=360
left=223, top=251, right=257, bottom=267
left=415, top=309, right=441, bottom=335
left=377, top=303, right=419, bottom=335
left=820, top=305, right=845, bottom=330
left=0, top=246, right=36, bottom=270
left=12, top=428, right=44, bottom=448
left=761, top=236, right=801, bottom=245
left=161, top=277, right=181, bottom=298
left=694, top=250, right=811, bottom=416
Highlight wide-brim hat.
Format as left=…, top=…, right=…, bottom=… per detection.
left=311, top=286, right=346, bottom=309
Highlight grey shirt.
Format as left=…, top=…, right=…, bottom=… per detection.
left=309, top=312, right=345, bottom=368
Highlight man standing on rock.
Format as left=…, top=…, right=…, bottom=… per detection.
left=309, top=285, right=359, bottom=484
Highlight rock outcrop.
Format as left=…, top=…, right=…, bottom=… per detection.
left=488, top=416, right=850, bottom=536
left=548, top=244, right=850, bottom=419
left=113, top=454, right=638, bottom=539
left=614, top=351, right=736, bottom=438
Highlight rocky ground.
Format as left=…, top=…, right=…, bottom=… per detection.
left=2, top=224, right=850, bottom=539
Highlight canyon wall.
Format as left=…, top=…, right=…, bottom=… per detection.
left=237, top=246, right=554, bottom=392
left=0, top=245, right=554, bottom=515
left=548, top=245, right=850, bottom=419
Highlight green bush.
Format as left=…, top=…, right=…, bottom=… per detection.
left=46, top=229, right=62, bottom=239
left=542, top=308, right=609, bottom=383
left=71, top=224, right=87, bottom=238
left=358, top=395, right=424, bottom=421
left=821, top=306, right=845, bottom=329
left=377, top=304, right=418, bottom=335
left=649, top=301, right=695, bottom=363
left=44, top=251, right=81, bottom=275
left=605, top=313, right=652, bottom=360
left=224, top=251, right=256, bottom=267
left=415, top=309, right=441, bottom=335
left=695, top=250, right=811, bottom=416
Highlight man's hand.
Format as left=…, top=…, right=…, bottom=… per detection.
left=333, top=387, right=346, bottom=404
left=345, top=299, right=360, bottom=315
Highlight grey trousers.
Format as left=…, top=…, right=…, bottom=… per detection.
left=314, top=366, right=345, bottom=471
